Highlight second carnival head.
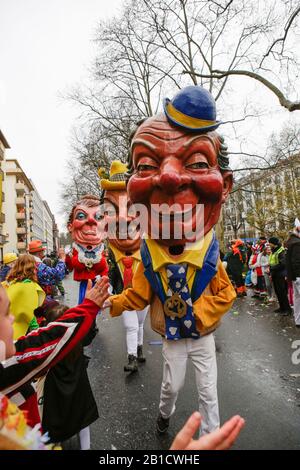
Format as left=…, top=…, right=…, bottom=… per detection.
left=101, top=160, right=141, bottom=252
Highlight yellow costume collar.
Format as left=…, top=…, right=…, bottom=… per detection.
left=144, top=230, right=214, bottom=272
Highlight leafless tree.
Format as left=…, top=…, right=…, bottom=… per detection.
left=179, top=0, right=300, bottom=111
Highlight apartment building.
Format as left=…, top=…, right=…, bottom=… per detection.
left=30, top=180, right=46, bottom=242
left=0, top=130, right=10, bottom=260
left=2, top=159, right=34, bottom=254
left=223, top=154, right=300, bottom=244
left=42, top=200, right=54, bottom=253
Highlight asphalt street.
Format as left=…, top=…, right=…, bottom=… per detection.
left=62, top=275, right=300, bottom=450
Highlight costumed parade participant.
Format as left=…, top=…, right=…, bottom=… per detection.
left=106, top=85, right=236, bottom=435
left=100, top=161, right=148, bottom=373
left=66, top=194, right=108, bottom=303
left=28, top=240, right=66, bottom=297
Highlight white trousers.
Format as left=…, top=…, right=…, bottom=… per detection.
left=79, top=426, right=90, bottom=450
left=122, top=307, right=148, bottom=355
left=293, top=281, right=300, bottom=325
left=159, top=333, right=219, bottom=434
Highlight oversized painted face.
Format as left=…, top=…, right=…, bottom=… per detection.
left=127, top=115, right=233, bottom=247
left=103, top=189, right=141, bottom=253
left=68, top=203, right=103, bottom=248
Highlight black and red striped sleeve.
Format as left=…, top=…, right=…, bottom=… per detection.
left=0, top=299, right=99, bottom=396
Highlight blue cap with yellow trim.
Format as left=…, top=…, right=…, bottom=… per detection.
left=163, top=85, right=221, bottom=133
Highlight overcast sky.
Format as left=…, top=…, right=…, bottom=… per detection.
left=0, top=0, right=123, bottom=231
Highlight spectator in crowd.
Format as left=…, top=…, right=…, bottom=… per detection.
left=50, top=251, right=65, bottom=296
left=36, top=302, right=98, bottom=450
left=260, top=243, right=274, bottom=302
left=268, top=237, right=291, bottom=315
left=248, top=242, right=267, bottom=299
left=28, top=240, right=66, bottom=297
left=285, top=219, right=300, bottom=327
left=4, top=254, right=45, bottom=339
left=0, top=253, right=18, bottom=282
left=226, top=239, right=247, bottom=297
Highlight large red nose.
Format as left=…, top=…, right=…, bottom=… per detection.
left=86, top=214, right=97, bottom=225
left=159, top=172, right=181, bottom=194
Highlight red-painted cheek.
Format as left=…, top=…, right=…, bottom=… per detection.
left=192, top=172, right=224, bottom=203
left=128, top=175, right=153, bottom=204
left=73, top=220, right=85, bottom=230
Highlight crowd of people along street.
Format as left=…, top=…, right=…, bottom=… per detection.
left=224, top=220, right=300, bottom=326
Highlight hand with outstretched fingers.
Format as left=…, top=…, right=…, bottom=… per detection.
left=85, top=276, right=110, bottom=308
left=170, top=412, right=245, bottom=451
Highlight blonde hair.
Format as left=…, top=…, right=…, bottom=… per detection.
left=7, top=254, right=38, bottom=283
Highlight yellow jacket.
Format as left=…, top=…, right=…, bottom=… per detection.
left=110, top=260, right=236, bottom=337
left=4, top=280, right=45, bottom=340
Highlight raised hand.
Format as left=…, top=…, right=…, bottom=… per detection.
left=85, top=276, right=110, bottom=308
left=58, top=247, right=66, bottom=261
left=170, top=412, right=245, bottom=451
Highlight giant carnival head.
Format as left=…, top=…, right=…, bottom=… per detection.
left=127, top=85, right=233, bottom=247
left=67, top=195, right=103, bottom=248
left=100, top=161, right=141, bottom=253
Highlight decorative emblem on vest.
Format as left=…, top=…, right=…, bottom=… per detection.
left=164, top=293, right=187, bottom=319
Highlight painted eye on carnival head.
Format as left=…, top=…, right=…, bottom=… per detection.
left=103, top=203, right=117, bottom=217
left=137, top=163, right=158, bottom=172
left=75, top=211, right=87, bottom=221
left=136, top=157, right=159, bottom=173
left=185, top=154, right=209, bottom=170
left=186, top=162, right=209, bottom=169
left=95, top=211, right=103, bottom=221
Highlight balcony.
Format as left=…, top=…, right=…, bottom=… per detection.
left=15, top=182, right=25, bottom=194
left=16, top=197, right=25, bottom=206
left=29, top=219, right=33, bottom=226
left=16, top=227, right=26, bottom=235
left=17, top=241, right=26, bottom=251
left=0, top=213, right=5, bottom=223
left=16, top=212, right=25, bottom=220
